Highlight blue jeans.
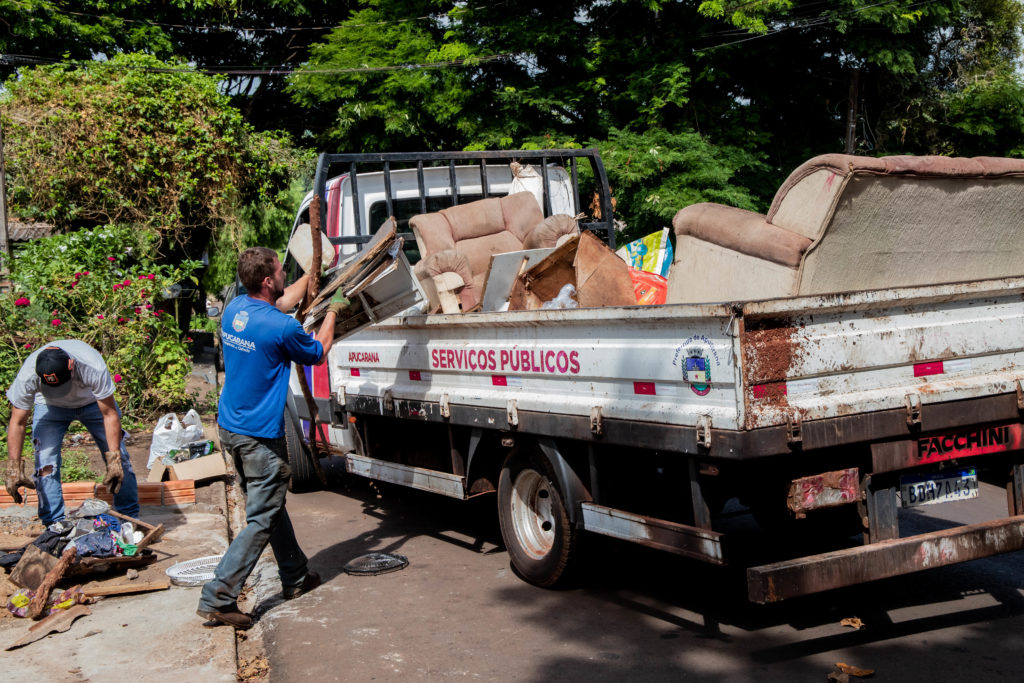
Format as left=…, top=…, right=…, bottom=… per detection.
left=198, top=427, right=308, bottom=612
left=31, top=401, right=139, bottom=524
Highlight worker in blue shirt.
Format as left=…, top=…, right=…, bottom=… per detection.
left=198, top=246, right=343, bottom=629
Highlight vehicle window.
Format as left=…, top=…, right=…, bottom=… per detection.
left=368, top=194, right=485, bottom=264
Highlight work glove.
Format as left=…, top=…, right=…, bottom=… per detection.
left=328, top=289, right=351, bottom=317
left=102, top=451, right=124, bottom=495
left=5, top=460, right=35, bottom=505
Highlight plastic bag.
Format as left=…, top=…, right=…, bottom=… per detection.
left=148, top=410, right=205, bottom=468
left=628, top=268, right=668, bottom=305
left=541, top=283, right=579, bottom=310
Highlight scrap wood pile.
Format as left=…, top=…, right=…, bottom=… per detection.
left=299, top=214, right=405, bottom=336
left=1, top=498, right=168, bottom=649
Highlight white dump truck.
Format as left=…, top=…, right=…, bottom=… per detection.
left=277, top=149, right=1024, bottom=602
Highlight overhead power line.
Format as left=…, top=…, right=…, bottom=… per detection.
left=0, top=53, right=512, bottom=76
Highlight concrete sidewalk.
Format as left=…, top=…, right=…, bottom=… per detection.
left=0, top=484, right=238, bottom=681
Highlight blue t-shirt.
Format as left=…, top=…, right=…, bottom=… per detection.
left=218, top=296, right=323, bottom=439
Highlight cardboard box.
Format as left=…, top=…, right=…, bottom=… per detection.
left=148, top=450, right=227, bottom=483
left=508, top=231, right=636, bottom=310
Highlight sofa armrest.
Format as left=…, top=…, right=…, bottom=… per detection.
left=523, top=214, right=579, bottom=250
left=413, top=249, right=479, bottom=312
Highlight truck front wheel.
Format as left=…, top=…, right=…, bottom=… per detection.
left=498, top=455, right=577, bottom=587
left=283, top=410, right=322, bottom=493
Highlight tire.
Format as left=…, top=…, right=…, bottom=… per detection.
left=283, top=410, right=322, bottom=493
left=497, top=453, right=577, bottom=587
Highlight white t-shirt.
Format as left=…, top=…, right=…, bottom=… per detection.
left=6, top=339, right=116, bottom=410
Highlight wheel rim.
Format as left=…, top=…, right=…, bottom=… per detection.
left=510, top=468, right=556, bottom=560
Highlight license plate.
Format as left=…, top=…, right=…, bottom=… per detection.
left=900, top=469, right=978, bottom=508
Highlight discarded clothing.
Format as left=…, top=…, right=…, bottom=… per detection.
left=73, top=531, right=117, bottom=557
left=0, top=548, right=25, bottom=569
left=69, top=498, right=109, bottom=518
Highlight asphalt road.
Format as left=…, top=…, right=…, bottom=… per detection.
left=257, top=460, right=1024, bottom=681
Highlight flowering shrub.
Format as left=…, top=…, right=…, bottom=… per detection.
left=0, top=224, right=199, bottom=431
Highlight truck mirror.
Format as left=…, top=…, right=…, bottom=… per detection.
left=206, top=305, right=221, bottom=318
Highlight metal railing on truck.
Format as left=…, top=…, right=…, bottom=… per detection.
left=311, top=149, right=616, bottom=249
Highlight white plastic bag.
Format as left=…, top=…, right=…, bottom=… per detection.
left=148, top=410, right=206, bottom=468
left=148, top=413, right=182, bottom=468
left=541, top=283, right=579, bottom=310
left=181, top=409, right=204, bottom=443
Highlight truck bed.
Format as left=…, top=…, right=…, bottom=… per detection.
left=316, top=275, right=1024, bottom=460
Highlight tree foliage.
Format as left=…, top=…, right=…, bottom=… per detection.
left=1, top=54, right=302, bottom=292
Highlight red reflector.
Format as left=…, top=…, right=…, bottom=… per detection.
left=350, top=368, right=360, bottom=377
left=633, top=381, right=656, bottom=395
left=752, top=383, right=787, bottom=399
left=914, top=361, right=944, bottom=377
left=409, top=370, right=421, bottom=381
left=491, top=375, right=507, bottom=386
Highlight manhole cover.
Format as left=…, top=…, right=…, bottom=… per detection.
left=343, top=552, right=409, bottom=576
left=166, top=554, right=223, bottom=586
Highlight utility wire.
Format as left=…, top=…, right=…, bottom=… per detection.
left=0, top=52, right=511, bottom=76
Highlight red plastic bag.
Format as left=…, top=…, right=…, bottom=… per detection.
left=628, top=268, right=667, bottom=305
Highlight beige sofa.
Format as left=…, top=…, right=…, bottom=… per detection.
left=411, top=192, right=578, bottom=311
left=667, top=154, right=1024, bottom=304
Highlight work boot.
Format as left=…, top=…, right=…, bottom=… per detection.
left=283, top=571, right=322, bottom=600
left=197, top=607, right=253, bottom=629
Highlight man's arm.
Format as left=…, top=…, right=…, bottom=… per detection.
left=7, top=405, right=29, bottom=463
left=96, top=395, right=123, bottom=453
left=275, top=273, right=310, bottom=312
left=314, top=310, right=338, bottom=366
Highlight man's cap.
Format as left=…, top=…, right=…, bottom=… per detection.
left=36, top=347, right=72, bottom=388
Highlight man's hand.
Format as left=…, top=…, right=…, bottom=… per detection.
left=5, top=460, right=35, bottom=504
left=102, top=451, right=124, bottom=495
left=328, top=289, right=351, bottom=316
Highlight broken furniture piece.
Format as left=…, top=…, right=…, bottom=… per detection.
left=302, top=216, right=427, bottom=336
left=667, top=154, right=1024, bottom=304
left=409, top=191, right=580, bottom=312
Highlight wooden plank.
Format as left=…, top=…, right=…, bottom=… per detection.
left=82, top=579, right=170, bottom=597
left=6, top=605, right=91, bottom=650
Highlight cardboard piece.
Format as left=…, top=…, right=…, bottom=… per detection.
left=148, top=451, right=227, bottom=483
left=508, top=231, right=636, bottom=310
left=480, top=248, right=554, bottom=312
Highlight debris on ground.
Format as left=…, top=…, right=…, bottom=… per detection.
left=829, top=662, right=875, bottom=679
left=237, top=654, right=270, bottom=681
left=839, top=617, right=864, bottom=630
left=6, top=604, right=91, bottom=650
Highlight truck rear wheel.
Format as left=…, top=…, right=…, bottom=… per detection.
left=283, top=411, right=322, bottom=493
left=498, top=454, right=577, bottom=587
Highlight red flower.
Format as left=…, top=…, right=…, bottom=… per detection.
left=83, top=271, right=90, bottom=276
left=122, top=279, right=131, bottom=286
left=113, top=373, right=122, bottom=383
left=144, top=303, right=152, bottom=310
left=69, top=282, right=77, bottom=289
left=14, top=297, right=30, bottom=307
left=117, top=317, right=128, bottom=324
left=113, top=283, right=122, bottom=291
left=96, top=314, right=105, bottom=320
left=74, top=272, right=82, bottom=279
left=134, top=307, right=141, bottom=314
left=51, top=318, right=61, bottom=326
left=23, top=343, right=31, bottom=349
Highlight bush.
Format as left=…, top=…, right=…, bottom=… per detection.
left=0, top=53, right=304, bottom=295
